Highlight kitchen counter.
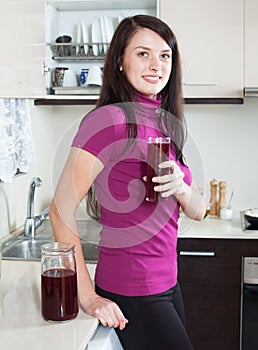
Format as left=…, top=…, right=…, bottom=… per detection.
left=1, top=214, right=257, bottom=350
left=179, top=212, right=258, bottom=239
left=0, top=260, right=98, bottom=350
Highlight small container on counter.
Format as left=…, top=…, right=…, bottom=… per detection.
left=220, top=206, right=233, bottom=220
left=41, top=242, right=78, bottom=322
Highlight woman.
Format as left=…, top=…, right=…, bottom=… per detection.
left=49, top=15, right=206, bottom=350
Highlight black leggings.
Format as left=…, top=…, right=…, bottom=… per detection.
left=95, top=284, right=193, bottom=350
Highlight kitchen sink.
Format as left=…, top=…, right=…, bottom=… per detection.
left=2, top=238, right=51, bottom=260
left=2, top=238, right=99, bottom=263
left=2, top=219, right=101, bottom=263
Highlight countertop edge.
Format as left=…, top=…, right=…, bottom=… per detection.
left=0, top=260, right=98, bottom=350
left=178, top=215, right=258, bottom=239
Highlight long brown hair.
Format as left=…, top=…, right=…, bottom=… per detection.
left=87, top=15, right=186, bottom=220
left=97, top=15, right=185, bottom=155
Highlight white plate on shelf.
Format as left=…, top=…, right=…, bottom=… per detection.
left=103, top=15, right=114, bottom=43
left=92, top=17, right=102, bottom=56
left=118, top=14, right=125, bottom=24
left=100, top=15, right=108, bottom=54
left=113, top=16, right=120, bottom=29
left=76, top=22, right=82, bottom=55
left=81, top=21, right=89, bottom=55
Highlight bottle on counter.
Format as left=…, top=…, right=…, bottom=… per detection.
left=41, top=242, right=78, bottom=322
left=209, top=179, right=219, bottom=215
left=217, top=181, right=227, bottom=217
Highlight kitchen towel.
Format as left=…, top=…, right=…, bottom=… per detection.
left=0, top=98, right=35, bottom=182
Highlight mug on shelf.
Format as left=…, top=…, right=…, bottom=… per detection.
left=55, top=35, right=72, bottom=56
left=80, top=68, right=89, bottom=86
left=53, top=67, right=68, bottom=87
left=62, top=69, right=78, bottom=87
left=86, top=66, right=103, bottom=86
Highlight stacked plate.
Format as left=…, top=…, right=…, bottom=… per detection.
left=91, top=15, right=115, bottom=56
left=80, top=21, right=89, bottom=55
left=71, top=15, right=126, bottom=57
left=92, top=17, right=102, bottom=56
left=76, top=15, right=124, bottom=56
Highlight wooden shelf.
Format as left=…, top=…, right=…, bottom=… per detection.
left=34, top=97, right=244, bottom=106
left=34, top=97, right=98, bottom=105
left=184, top=98, right=244, bottom=104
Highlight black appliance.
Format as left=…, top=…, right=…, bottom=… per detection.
left=242, top=257, right=258, bottom=350
left=240, top=209, right=258, bottom=231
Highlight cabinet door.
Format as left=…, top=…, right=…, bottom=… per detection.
left=159, top=0, right=244, bottom=98
left=177, top=238, right=242, bottom=350
left=0, top=0, right=45, bottom=98
left=245, top=0, right=258, bottom=88
left=243, top=239, right=258, bottom=256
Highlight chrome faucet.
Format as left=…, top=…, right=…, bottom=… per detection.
left=24, top=177, right=49, bottom=238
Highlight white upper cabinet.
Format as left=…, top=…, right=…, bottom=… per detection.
left=0, top=0, right=45, bottom=98
left=159, top=0, right=244, bottom=99
left=0, top=0, right=157, bottom=99
left=244, top=0, right=258, bottom=90
left=0, top=0, right=245, bottom=100
left=44, top=0, right=156, bottom=98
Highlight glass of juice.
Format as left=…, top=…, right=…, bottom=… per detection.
left=41, top=242, right=78, bottom=322
left=146, top=136, right=171, bottom=201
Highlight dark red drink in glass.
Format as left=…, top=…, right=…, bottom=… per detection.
left=146, top=137, right=171, bottom=201
left=41, top=268, right=78, bottom=321
left=41, top=242, right=78, bottom=322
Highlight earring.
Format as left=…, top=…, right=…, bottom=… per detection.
left=119, top=66, right=123, bottom=72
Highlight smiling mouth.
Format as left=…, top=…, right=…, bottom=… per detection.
left=142, top=76, right=161, bottom=82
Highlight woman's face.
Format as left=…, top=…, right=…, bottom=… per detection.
left=122, top=28, right=172, bottom=99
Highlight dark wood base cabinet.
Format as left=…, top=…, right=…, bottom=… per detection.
left=177, top=239, right=242, bottom=350
left=243, top=239, right=258, bottom=257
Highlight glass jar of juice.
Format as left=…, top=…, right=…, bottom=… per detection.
left=41, top=242, right=78, bottom=321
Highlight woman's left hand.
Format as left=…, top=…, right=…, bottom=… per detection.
left=144, top=160, right=206, bottom=221
left=151, top=160, right=188, bottom=200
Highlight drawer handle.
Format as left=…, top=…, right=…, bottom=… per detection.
left=179, top=251, right=215, bottom=257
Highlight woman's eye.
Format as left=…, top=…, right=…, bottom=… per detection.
left=161, top=53, right=170, bottom=59
left=139, top=51, right=148, bottom=57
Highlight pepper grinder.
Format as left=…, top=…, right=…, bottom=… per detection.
left=217, top=181, right=227, bottom=217
left=209, top=179, right=218, bottom=215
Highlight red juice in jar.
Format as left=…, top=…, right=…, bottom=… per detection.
left=41, top=268, right=78, bottom=321
left=146, top=137, right=171, bottom=201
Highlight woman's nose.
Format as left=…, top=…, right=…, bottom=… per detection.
left=149, top=56, right=161, bottom=71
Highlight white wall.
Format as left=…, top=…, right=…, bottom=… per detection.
left=185, top=99, right=258, bottom=211
left=1, top=98, right=258, bottom=238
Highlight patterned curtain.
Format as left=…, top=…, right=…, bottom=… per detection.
left=0, top=99, right=35, bottom=182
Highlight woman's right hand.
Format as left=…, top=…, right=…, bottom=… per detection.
left=80, top=293, right=129, bottom=330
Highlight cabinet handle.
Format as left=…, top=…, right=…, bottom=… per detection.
left=179, top=251, right=215, bottom=257
left=183, top=82, right=217, bottom=86
left=42, top=62, right=51, bottom=76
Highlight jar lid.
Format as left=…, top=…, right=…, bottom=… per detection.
left=41, top=242, right=75, bottom=255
